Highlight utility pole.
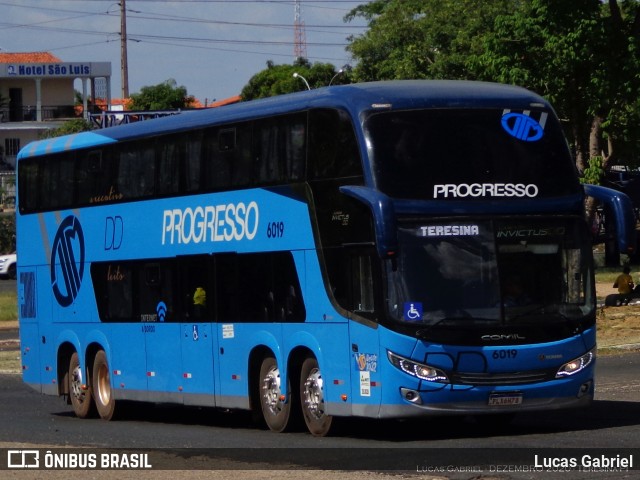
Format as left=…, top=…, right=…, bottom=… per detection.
left=120, top=0, right=129, bottom=98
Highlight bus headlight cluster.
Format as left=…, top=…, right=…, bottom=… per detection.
left=387, top=351, right=449, bottom=383
left=556, top=349, right=595, bottom=378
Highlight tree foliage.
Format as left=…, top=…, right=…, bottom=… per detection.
left=0, top=214, right=15, bottom=254
left=39, top=118, right=93, bottom=139
left=241, top=59, right=350, bottom=100
left=345, top=0, right=516, bottom=81
left=475, top=0, right=640, bottom=174
left=128, top=79, right=196, bottom=110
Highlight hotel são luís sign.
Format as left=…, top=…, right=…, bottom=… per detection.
left=0, top=62, right=111, bottom=78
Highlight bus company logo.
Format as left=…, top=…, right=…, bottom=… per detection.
left=51, top=215, right=86, bottom=307
left=162, top=201, right=259, bottom=245
left=501, top=112, right=544, bottom=142
left=433, top=183, right=539, bottom=199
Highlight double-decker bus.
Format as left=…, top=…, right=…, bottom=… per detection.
left=16, top=80, right=635, bottom=436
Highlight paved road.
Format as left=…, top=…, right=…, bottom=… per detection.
left=1, top=353, right=639, bottom=479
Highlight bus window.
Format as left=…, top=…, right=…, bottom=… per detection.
left=17, top=160, right=38, bottom=212
left=184, top=130, right=203, bottom=193
left=157, top=137, right=180, bottom=195
left=138, top=262, right=174, bottom=323
left=116, top=142, right=156, bottom=199
left=40, top=152, right=75, bottom=210
left=77, top=150, right=118, bottom=206
left=366, top=109, right=580, bottom=200
left=216, top=252, right=305, bottom=323
left=92, top=262, right=134, bottom=322
left=253, top=113, right=306, bottom=185
left=204, top=122, right=253, bottom=190
left=324, top=247, right=378, bottom=320
left=206, top=126, right=234, bottom=189
left=308, top=108, right=361, bottom=180
left=178, top=256, right=212, bottom=321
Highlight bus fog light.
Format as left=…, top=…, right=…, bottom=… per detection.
left=556, top=349, right=595, bottom=378
left=401, top=388, right=422, bottom=404
left=577, top=381, right=592, bottom=398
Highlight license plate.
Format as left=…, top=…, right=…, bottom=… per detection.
left=488, top=393, right=523, bottom=406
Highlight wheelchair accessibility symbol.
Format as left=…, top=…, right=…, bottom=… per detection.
left=404, top=302, right=423, bottom=321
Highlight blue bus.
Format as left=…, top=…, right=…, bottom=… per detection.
left=16, top=80, right=635, bottom=436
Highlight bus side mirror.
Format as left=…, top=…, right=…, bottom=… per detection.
left=584, top=184, right=636, bottom=254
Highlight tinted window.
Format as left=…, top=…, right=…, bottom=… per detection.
left=308, top=108, right=361, bottom=179
left=205, top=123, right=253, bottom=190
left=18, top=109, right=354, bottom=214
left=323, top=247, right=378, bottom=320
left=254, top=113, right=306, bottom=184
left=366, top=109, right=580, bottom=200
left=92, top=252, right=305, bottom=323
left=217, top=252, right=305, bottom=323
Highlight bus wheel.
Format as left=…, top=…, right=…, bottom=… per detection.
left=68, top=352, right=94, bottom=418
left=300, top=356, right=333, bottom=436
left=259, top=356, right=291, bottom=432
left=92, top=350, right=116, bottom=420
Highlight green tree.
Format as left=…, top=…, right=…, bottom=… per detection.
left=345, top=0, right=516, bottom=82
left=475, top=0, right=640, bottom=175
left=39, top=118, right=93, bottom=139
left=128, top=79, right=196, bottom=110
left=0, top=214, right=15, bottom=253
left=241, top=59, right=350, bottom=101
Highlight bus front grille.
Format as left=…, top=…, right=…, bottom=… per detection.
left=451, top=369, right=556, bottom=386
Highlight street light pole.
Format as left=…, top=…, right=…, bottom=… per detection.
left=293, top=72, right=311, bottom=90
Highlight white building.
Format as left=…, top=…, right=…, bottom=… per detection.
left=0, top=52, right=112, bottom=172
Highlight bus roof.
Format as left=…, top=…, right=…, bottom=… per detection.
left=18, top=80, right=551, bottom=159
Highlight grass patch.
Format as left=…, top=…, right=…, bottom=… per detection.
left=0, top=291, right=17, bottom=323
left=595, top=267, right=628, bottom=285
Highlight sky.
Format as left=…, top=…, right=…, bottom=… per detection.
left=0, top=0, right=369, bottom=103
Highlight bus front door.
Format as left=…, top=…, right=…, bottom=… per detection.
left=349, top=321, right=382, bottom=417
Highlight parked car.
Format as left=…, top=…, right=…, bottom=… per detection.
left=0, top=252, right=16, bottom=279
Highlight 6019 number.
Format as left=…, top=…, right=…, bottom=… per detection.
left=267, top=221, right=285, bottom=238
left=492, top=349, right=518, bottom=359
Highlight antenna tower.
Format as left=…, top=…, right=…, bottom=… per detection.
left=294, top=0, right=307, bottom=60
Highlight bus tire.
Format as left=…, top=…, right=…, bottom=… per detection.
left=300, top=356, right=333, bottom=436
left=68, top=352, right=94, bottom=418
left=92, top=350, right=116, bottom=421
left=259, top=356, right=291, bottom=432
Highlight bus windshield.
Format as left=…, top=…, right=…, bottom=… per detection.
left=385, top=218, right=594, bottom=330
left=366, top=108, right=580, bottom=200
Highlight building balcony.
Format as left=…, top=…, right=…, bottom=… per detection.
left=0, top=105, right=85, bottom=122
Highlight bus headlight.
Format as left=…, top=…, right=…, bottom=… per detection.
left=387, top=351, right=449, bottom=383
left=556, top=349, right=595, bottom=378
